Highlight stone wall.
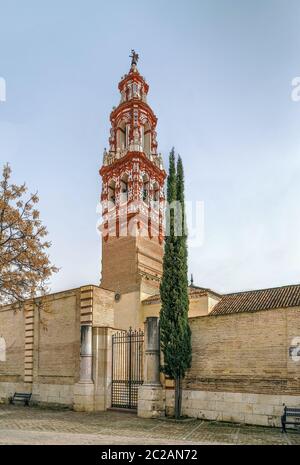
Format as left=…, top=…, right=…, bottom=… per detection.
left=165, top=390, right=300, bottom=427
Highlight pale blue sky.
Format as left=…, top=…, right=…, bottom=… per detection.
left=1, top=0, right=300, bottom=294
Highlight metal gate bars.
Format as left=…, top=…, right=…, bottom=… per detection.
left=111, top=328, right=144, bottom=409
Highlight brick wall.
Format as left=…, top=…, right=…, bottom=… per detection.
left=101, top=236, right=140, bottom=293
left=0, top=307, right=24, bottom=383
left=0, top=285, right=116, bottom=407
left=165, top=307, right=300, bottom=426
left=184, top=307, right=300, bottom=395
left=0, top=289, right=81, bottom=404
left=34, top=290, right=81, bottom=385
left=101, top=235, right=163, bottom=295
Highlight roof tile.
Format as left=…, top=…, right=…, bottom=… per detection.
left=210, top=284, right=300, bottom=316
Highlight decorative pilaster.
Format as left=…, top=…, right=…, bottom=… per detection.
left=73, top=286, right=95, bottom=411
left=80, top=286, right=93, bottom=324
left=24, top=303, right=34, bottom=384
left=79, top=286, right=93, bottom=382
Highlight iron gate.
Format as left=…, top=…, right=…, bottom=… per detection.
left=111, top=328, right=144, bottom=409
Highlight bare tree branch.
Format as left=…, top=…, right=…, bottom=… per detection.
left=0, top=164, right=58, bottom=307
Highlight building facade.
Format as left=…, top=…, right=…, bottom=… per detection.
left=0, top=55, right=299, bottom=426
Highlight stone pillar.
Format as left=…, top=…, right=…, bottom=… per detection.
left=80, top=325, right=93, bottom=381
left=144, top=317, right=161, bottom=385
left=73, top=325, right=94, bottom=412
left=138, top=317, right=165, bottom=418
left=93, top=327, right=114, bottom=411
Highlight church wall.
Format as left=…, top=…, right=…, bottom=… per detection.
left=0, top=285, right=116, bottom=408
left=114, top=290, right=142, bottom=330
left=185, top=307, right=300, bottom=393
left=93, top=287, right=115, bottom=327
left=143, top=302, right=160, bottom=321
left=165, top=307, right=300, bottom=426
left=31, top=289, right=81, bottom=406
left=189, top=296, right=210, bottom=317
left=0, top=306, right=26, bottom=402
left=0, top=306, right=25, bottom=383
left=0, top=289, right=81, bottom=405
left=35, top=292, right=80, bottom=382
left=142, top=294, right=215, bottom=321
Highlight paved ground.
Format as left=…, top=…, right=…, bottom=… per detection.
left=0, top=405, right=299, bottom=445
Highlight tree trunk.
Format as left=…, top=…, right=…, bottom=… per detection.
left=175, top=376, right=182, bottom=419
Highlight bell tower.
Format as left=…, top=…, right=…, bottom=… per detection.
left=99, top=51, right=166, bottom=327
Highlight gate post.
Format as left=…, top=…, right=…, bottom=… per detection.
left=93, top=327, right=114, bottom=411
left=79, top=325, right=93, bottom=381
left=74, top=324, right=95, bottom=412
left=138, top=317, right=165, bottom=418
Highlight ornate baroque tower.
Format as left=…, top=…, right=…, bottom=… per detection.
left=99, top=52, right=166, bottom=328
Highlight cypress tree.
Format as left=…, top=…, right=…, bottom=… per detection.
left=160, top=150, right=192, bottom=419
left=175, top=155, right=192, bottom=416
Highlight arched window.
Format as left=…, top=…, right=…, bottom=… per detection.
left=108, top=180, right=116, bottom=207
left=153, top=182, right=160, bottom=202
left=116, top=122, right=126, bottom=150
left=120, top=174, right=128, bottom=204
left=140, top=125, right=144, bottom=148
left=144, top=124, right=151, bottom=155
left=126, top=84, right=132, bottom=100
left=132, top=82, right=141, bottom=99
left=133, top=83, right=138, bottom=97
left=0, top=337, right=6, bottom=362
left=143, top=175, right=149, bottom=203
left=125, top=124, right=130, bottom=148
left=152, top=182, right=160, bottom=211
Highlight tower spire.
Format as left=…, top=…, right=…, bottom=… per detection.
left=101, top=53, right=163, bottom=171
left=99, top=55, right=166, bottom=298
